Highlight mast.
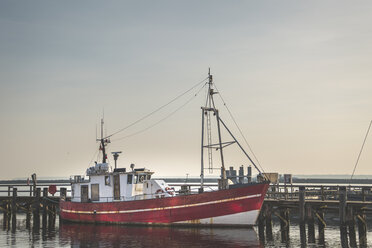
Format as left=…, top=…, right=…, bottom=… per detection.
left=200, top=69, right=265, bottom=190
left=200, top=69, right=227, bottom=191
left=98, top=118, right=109, bottom=163
left=200, top=108, right=205, bottom=190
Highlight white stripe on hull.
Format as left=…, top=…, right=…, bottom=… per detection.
left=175, top=209, right=260, bottom=226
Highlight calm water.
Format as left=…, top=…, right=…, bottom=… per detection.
left=1, top=214, right=371, bottom=247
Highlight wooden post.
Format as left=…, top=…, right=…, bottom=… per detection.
left=33, top=188, right=41, bottom=231
left=11, top=188, right=17, bottom=215
left=2, top=204, right=8, bottom=229
left=339, top=186, right=348, bottom=247
left=264, top=204, right=273, bottom=241
left=357, top=211, right=367, bottom=247
left=299, top=186, right=306, bottom=246
left=347, top=206, right=357, bottom=248
left=317, top=208, right=326, bottom=245
left=307, top=205, right=315, bottom=243
left=34, top=187, right=41, bottom=216
left=11, top=188, right=17, bottom=230
left=321, top=185, right=325, bottom=201
left=279, top=208, right=290, bottom=243
left=285, top=208, right=290, bottom=241
left=3, top=201, right=8, bottom=227
left=8, top=186, right=11, bottom=197
left=48, top=203, right=56, bottom=228
left=257, top=208, right=265, bottom=242
left=26, top=203, right=31, bottom=229
left=5, top=202, right=11, bottom=230
left=42, top=187, right=48, bottom=227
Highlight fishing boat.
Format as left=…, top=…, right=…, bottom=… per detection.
left=59, top=71, right=269, bottom=226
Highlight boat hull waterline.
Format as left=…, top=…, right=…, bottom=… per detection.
left=60, top=183, right=269, bottom=226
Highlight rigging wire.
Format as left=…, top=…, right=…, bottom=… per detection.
left=105, top=77, right=208, bottom=139
left=88, top=148, right=99, bottom=167
left=112, top=82, right=207, bottom=142
left=350, top=120, right=372, bottom=180
left=213, top=82, right=266, bottom=174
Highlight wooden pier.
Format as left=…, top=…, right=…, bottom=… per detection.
left=0, top=180, right=371, bottom=246
left=261, top=184, right=372, bottom=247
left=0, top=181, right=69, bottom=232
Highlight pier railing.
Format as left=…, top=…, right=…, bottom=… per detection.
left=0, top=181, right=71, bottom=197
left=265, top=184, right=372, bottom=202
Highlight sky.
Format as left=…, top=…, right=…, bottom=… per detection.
left=0, top=1, right=372, bottom=179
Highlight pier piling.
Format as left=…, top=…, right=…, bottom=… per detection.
left=33, top=188, right=41, bottom=217
left=357, top=211, right=367, bottom=247
left=11, top=188, right=17, bottom=215
left=264, top=204, right=273, bottom=241
left=26, top=204, right=31, bottom=229
left=11, top=188, right=17, bottom=228
left=339, top=186, right=348, bottom=248
left=279, top=208, right=290, bottom=242
left=306, top=205, right=315, bottom=243
left=42, top=187, right=48, bottom=226
left=299, top=186, right=306, bottom=246
left=257, top=210, right=265, bottom=241
left=347, top=206, right=357, bottom=247
left=316, top=208, right=326, bottom=245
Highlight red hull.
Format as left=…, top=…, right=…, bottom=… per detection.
left=60, top=183, right=269, bottom=226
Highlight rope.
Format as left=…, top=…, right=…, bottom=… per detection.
left=87, top=149, right=99, bottom=168
left=105, top=77, right=208, bottom=139
left=213, top=82, right=266, bottom=174
left=273, top=211, right=289, bottom=228
left=112, top=82, right=207, bottom=141
left=351, top=120, right=372, bottom=180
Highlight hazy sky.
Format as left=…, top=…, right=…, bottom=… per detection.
left=1, top=1, right=372, bottom=179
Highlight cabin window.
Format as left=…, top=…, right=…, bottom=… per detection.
left=91, top=184, right=99, bottom=201
left=146, top=182, right=148, bottom=188
left=139, top=175, right=145, bottom=183
left=105, top=176, right=110, bottom=185
left=127, top=174, right=133, bottom=184
left=147, top=175, right=151, bottom=180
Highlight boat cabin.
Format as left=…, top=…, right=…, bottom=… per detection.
left=70, top=163, right=175, bottom=203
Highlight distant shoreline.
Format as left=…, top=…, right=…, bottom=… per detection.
left=1, top=175, right=372, bottom=185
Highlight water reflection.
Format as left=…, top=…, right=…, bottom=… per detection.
left=2, top=213, right=371, bottom=247
left=0, top=213, right=59, bottom=247
left=59, top=222, right=261, bottom=248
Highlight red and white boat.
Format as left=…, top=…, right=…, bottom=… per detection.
left=60, top=71, right=269, bottom=226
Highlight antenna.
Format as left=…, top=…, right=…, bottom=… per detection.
left=97, top=112, right=110, bottom=164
